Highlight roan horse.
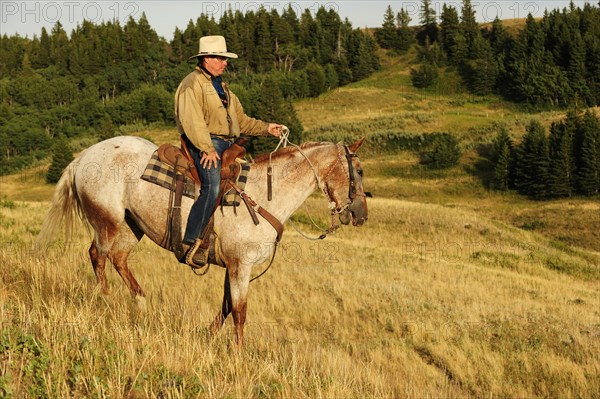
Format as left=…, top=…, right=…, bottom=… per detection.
left=37, top=136, right=368, bottom=346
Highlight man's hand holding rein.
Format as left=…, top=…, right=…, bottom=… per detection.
left=268, top=123, right=284, bottom=138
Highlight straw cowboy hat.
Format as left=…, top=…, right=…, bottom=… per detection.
left=189, top=35, right=238, bottom=60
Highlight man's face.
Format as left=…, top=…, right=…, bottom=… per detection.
left=203, top=56, right=228, bottom=77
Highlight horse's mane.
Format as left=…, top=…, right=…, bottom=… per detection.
left=253, top=141, right=334, bottom=164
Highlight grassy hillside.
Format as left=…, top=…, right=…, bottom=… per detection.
left=1, top=50, right=599, bottom=397
left=296, top=50, right=599, bottom=252
left=0, top=196, right=598, bottom=397
left=296, top=50, right=570, bottom=138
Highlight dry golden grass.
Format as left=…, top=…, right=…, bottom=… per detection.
left=1, top=194, right=598, bottom=398
left=0, top=168, right=54, bottom=202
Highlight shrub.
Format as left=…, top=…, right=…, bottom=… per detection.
left=421, top=133, right=461, bottom=169
left=46, top=135, right=73, bottom=184
left=410, top=63, right=439, bottom=88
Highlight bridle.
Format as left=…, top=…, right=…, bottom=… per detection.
left=321, top=144, right=361, bottom=215
left=249, top=136, right=367, bottom=282
left=267, top=128, right=368, bottom=240
left=292, top=142, right=369, bottom=240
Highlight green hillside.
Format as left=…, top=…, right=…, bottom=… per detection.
left=298, top=49, right=569, bottom=140
left=295, top=50, right=599, bottom=252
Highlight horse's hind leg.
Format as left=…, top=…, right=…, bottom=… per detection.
left=108, top=218, right=145, bottom=298
left=89, top=241, right=109, bottom=294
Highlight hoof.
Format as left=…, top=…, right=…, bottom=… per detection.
left=92, top=285, right=110, bottom=296
left=134, top=295, right=147, bottom=312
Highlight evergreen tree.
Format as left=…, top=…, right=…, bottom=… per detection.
left=490, top=127, right=513, bottom=190
left=347, top=30, right=378, bottom=81
left=306, top=62, right=327, bottom=97
left=548, top=118, right=575, bottom=197
left=37, top=27, right=51, bottom=68
left=418, top=0, right=438, bottom=44
left=46, top=134, right=74, bottom=184
left=235, top=11, right=256, bottom=65
left=144, top=89, right=162, bottom=122
left=333, top=56, right=353, bottom=86
left=397, top=8, right=411, bottom=29
left=299, top=9, right=320, bottom=60
left=97, top=114, right=116, bottom=141
left=376, top=5, right=400, bottom=50
left=584, top=33, right=600, bottom=105
left=271, top=8, right=294, bottom=68
left=464, top=36, right=498, bottom=95
left=315, top=7, right=342, bottom=65
left=461, top=0, right=480, bottom=58
left=505, top=14, right=571, bottom=106
left=170, top=27, right=185, bottom=63
left=323, top=63, right=339, bottom=90
left=282, top=4, right=300, bottom=41
left=67, top=29, right=85, bottom=76
left=514, top=120, right=550, bottom=199
left=246, top=77, right=303, bottom=154
left=255, top=7, right=274, bottom=73
left=396, top=8, right=416, bottom=51
left=417, top=36, right=445, bottom=65
left=50, top=22, right=69, bottom=73
left=440, top=4, right=466, bottom=66
left=573, top=111, right=600, bottom=195
left=566, top=31, right=591, bottom=104
left=486, top=18, right=510, bottom=80
left=20, top=52, right=34, bottom=75
left=410, top=63, right=438, bottom=88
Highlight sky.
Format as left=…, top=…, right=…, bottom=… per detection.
left=0, top=1, right=590, bottom=41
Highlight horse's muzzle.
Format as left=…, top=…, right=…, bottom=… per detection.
left=340, top=198, right=368, bottom=226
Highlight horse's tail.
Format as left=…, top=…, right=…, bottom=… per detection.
left=37, top=153, right=89, bottom=248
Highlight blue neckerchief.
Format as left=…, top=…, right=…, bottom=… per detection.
left=200, top=66, right=228, bottom=107
left=212, top=76, right=226, bottom=98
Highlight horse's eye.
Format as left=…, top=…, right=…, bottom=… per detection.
left=357, top=168, right=363, bottom=177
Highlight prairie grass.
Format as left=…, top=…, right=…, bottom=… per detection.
left=0, top=195, right=598, bottom=398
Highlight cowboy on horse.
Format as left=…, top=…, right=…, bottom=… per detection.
left=37, top=38, right=369, bottom=348
left=174, top=35, right=283, bottom=267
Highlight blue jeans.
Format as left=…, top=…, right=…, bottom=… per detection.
left=183, top=136, right=232, bottom=245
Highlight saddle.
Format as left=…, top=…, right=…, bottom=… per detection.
left=157, top=136, right=248, bottom=186
left=157, top=136, right=256, bottom=269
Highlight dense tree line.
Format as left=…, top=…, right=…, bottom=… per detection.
left=489, top=111, right=600, bottom=199
left=0, top=7, right=379, bottom=175
left=377, top=1, right=600, bottom=106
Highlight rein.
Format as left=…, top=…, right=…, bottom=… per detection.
left=223, top=180, right=283, bottom=283
left=268, top=128, right=360, bottom=241
left=288, top=209, right=340, bottom=241
left=237, top=130, right=363, bottom=282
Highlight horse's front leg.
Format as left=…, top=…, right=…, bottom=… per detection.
left=209, top=271, right=232, bottom=336
left=227, top=263, right=251, bottom=349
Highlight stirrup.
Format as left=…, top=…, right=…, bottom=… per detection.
left=185, top=240, right=209, bottom=269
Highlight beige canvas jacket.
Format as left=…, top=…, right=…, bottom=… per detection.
left=174, top=67, right=269, bottom=152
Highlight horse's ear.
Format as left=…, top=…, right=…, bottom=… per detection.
left=348, top=137, right=366, bottom=153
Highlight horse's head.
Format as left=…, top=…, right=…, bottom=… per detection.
left=322, top=138, right=369, bottom=227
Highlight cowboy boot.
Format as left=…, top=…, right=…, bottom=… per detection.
left=179, top=241, right=209, bottom=268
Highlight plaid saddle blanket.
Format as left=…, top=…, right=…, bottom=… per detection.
left=140, top=150, right=250, bottom=206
